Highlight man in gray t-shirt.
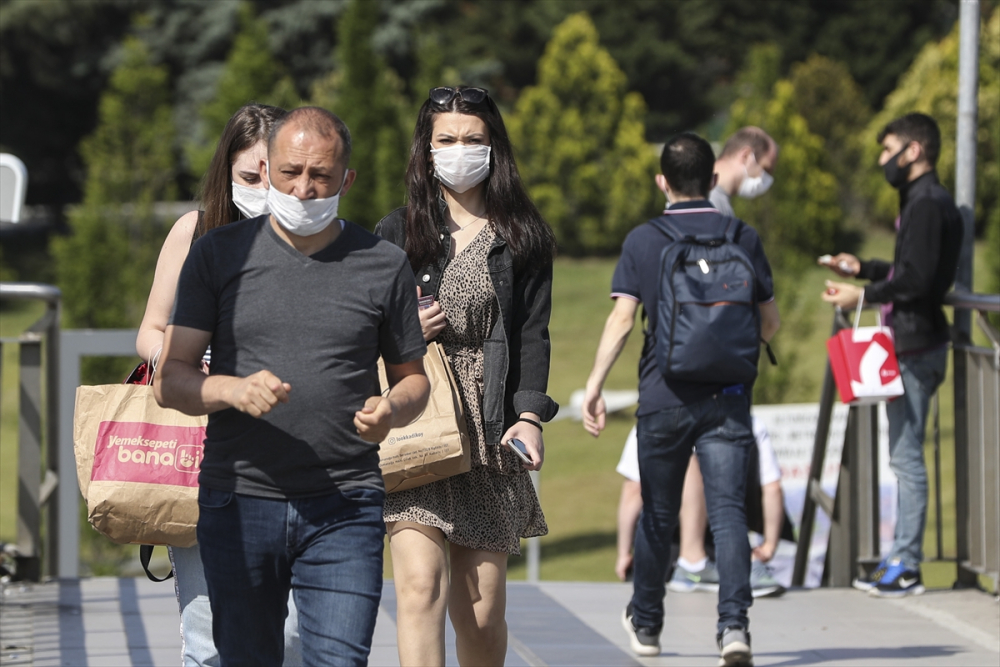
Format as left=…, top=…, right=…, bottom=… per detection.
left=709, top=126, right=779, bottom=216
left=157, top=107, right=429, bottom=665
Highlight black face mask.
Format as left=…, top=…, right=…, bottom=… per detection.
left=882, top=146, right=914, bottom=189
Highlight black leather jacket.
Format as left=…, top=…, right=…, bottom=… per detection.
left=859, top=172, right=963, bottom=354
left=375, top=207, right=558, bottom=444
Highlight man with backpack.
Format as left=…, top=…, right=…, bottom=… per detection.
left=583, top=132, right=780, bottom=666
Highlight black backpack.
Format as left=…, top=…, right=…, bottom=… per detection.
left=649, top=213, right=770, bottom=385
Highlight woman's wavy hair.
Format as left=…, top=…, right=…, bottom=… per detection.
left=403, top=87, right=556, bottom=272
left=197, top=103, right=287, bottom=238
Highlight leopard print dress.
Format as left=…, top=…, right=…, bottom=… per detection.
left=383, top=225, right=548, bottom=555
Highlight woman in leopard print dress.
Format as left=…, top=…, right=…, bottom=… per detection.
left=375, top=86, right=557, bottom=666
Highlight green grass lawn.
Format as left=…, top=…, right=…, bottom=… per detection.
left=3, top=232, right=995, bottom=584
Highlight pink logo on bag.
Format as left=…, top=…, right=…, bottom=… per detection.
left=92, top=421, right=205, bottom=488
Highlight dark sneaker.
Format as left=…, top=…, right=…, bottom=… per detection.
left=621, top=603, right=660, bottom=657
left=852, top=559, right=889, bottom=592
left=750, top=560, right=785, bottom=598
left=667, top=560, right=721, bottom=593
left=870, top=562, right=924, bottom=598
left=717, top=625, right=753, bottom=666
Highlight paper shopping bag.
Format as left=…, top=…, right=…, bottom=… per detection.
left=74, top=383, right=206, bottom=547
left=827, top=325, right=904, bottom=405
left=377, top=341, right=472, bottom=493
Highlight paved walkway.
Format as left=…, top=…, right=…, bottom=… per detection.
left=1, top=578, right=997, bottom=666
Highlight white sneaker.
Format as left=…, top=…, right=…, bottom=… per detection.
left=621, top=604, right=661, bottom=657
left=667, top=560, right=721, bottom=593
left=717, top=625, right=753, bottom=666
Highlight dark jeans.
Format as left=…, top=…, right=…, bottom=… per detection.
left=197, top=485, right=386, bottom=667
left=632, top=394, right=754, bottom=635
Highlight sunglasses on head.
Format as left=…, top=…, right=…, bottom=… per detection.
left=428, top=87, right=489, bottom=105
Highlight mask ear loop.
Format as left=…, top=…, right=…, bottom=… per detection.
left=148, top=345, right=163, bottom=386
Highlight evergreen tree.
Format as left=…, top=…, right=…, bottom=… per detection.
left=727, top=47, right=842, bottom=273
left=725, top=45, right=844, bottom=404
left=186, top=2, right=300, bottom=180
left=51, top=35, right=176, bottom=382
left=788, top=55, right=872, bottom=219
left=316, top=0, right=409, bottom=228
left=508, top=12, right=659, bottom=255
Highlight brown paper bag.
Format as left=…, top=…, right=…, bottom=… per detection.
left=377, top=341, right=471, bottom=493
left=73, top=383, right=206, bottom=547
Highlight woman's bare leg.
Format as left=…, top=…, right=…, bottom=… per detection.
left=448, top=544, right=509, bottom=666
left=387, top=521, right=450, bottom=667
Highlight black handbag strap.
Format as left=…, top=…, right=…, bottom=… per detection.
left=139, top=544, right=174, bottom=582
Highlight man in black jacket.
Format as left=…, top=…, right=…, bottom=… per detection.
left=821, top=112, right=962, bottom=598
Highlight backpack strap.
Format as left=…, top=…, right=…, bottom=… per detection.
left=649, top=215, right=682, bottom=241
left=722, top=215, right=740, bottom=243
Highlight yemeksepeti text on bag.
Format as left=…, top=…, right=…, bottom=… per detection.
left=650, top=214, right=763, bottom=385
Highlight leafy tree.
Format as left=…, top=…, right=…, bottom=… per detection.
left=725, top=45, right=843, bottom=404
left=727, top=51, right=842, bottom=272
left=788, top=55, right=872, bottom=219
left=0, top=0, right=137, bottom=206
left=508, top=12, right=659, bottom=255
left=186, top=2, right=301, bottom=180
left=50, top=35, right=176, bottom=382
left=424, top=0, right=960, bottom=140
left=859, top=6, right=1000, bottom=273
left=313, top=0, right=409, bottom=228
left=1, top=0, right=966, bottom=210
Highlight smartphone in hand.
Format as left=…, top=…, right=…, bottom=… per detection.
left=506, top=438, right=533, bottom=465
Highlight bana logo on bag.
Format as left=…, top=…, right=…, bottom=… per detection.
left=92, top=421, right=205, bottom=488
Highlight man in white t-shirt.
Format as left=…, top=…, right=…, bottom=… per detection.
left=614, top=416, right=786, bottom=598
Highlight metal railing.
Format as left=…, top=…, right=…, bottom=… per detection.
left=948, top=292, right=1000, bottom=590
left=0, top=283, right=61, bottom=581
left=793, top=291, right=1000, bottom=592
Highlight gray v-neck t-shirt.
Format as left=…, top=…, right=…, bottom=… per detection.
left=171, top=216, right=426, bottom=498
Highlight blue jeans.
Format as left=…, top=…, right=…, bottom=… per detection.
left=632, top=394, right=754, bottom=635
left=197, top=485, right=386, bottom=667
left=168, top=543, right=301, bottom=666
left=885, top=347, right=948, bottom=570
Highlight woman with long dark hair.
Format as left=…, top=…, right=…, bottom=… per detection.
left=376, top=86, right=558, bottom=666
left=136, top=103, right=302, bottom=667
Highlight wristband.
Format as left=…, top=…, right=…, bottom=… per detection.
left=517, top=416, right=542, bottom=432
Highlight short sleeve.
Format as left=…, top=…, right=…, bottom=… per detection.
left=169, top=235, right=218, bottom=332
left=610, top=233, right=642, bottom=302
left=378, top=258, right=427, bottom=365
left=615, top=425, right=640, bottom=482
left=753, top=417, right=782, bottom=485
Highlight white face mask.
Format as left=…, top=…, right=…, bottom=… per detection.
left=266, top=165, right=348, bottom=237
left=231, top=183, right=269, bottom=219
left=737, top=155, right=774, bottom=199
left=430, top=144, right=491, bottom=193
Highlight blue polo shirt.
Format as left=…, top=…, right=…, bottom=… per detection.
left=611, top=201, right=775, bottom=415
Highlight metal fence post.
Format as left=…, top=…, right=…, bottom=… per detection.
left=1, top=283, right=61, bottom=580
left=57, top=329, right=141, bottom=578
left=15, top=336, right=43, bottom=581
